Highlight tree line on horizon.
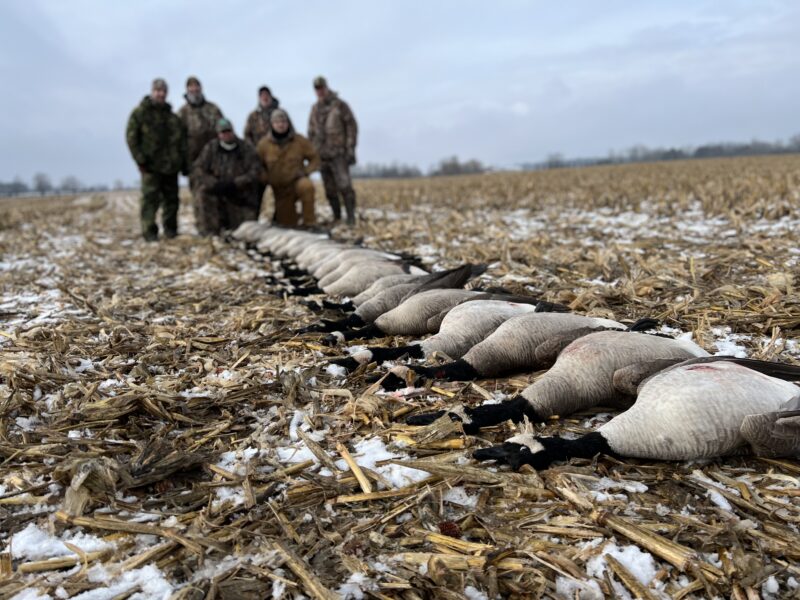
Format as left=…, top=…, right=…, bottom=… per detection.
left=529, top=134, right=800, bottom=171
left=3, top=134, right=800, bottom=194
left=0, top=174, right=129, bottom=198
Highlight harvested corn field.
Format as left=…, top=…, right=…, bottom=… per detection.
left=1, top=155, right=800, bottom=599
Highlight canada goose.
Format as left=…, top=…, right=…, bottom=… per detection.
left=316, top=289, right=487, bottom=345
left=260, top=227, right=326, bottom=256
left=274, top=232, right=330, bottom=260
left=383, top=312, right=640, bottom=391
left=299, top=264, right=484, bottom=334
left=322, top=261, right=428, bottom=298
left=331, top=299, right=552, bottom=372
left=231, top=220, right=270, bottom=243
left=407, top=328, right=705, bottom=432
left=255, top=228, right=303, bottom=255
left=294, top=240, right=349, bottom=270
left=474, top=358, right=800, bottom=469
left=317, top=254, right=406, bottom=289
left=740, top=395, right=800, bottom=458
left=311, top=249, right=401, bottom=281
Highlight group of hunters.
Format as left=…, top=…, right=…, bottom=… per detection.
left=125, top=76, right=358, bottom=241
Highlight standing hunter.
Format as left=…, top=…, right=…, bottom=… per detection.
left=244, top=85, right=280, bottom=147
left=244, top=85, right=280, bottom=216
left=125, top=78, right=187, bottom=241
left=177, top=76, right=224, bottom=235
left=307, top=76, right=359, bottom=225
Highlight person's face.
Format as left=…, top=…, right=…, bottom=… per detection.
left=151, top=87, right=167, bottom=104
left=187, top=82, right=201, bottom=97
left=218, top=129, right=235, bottom=143
left=272, top=117, right=289, bottom=135
left=259, top=91, right=272, bottom=107
left=314, top=85, right=327, bottom=100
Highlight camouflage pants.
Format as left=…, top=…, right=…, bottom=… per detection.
left=272, top=178, right=316, bottom=227
left=140, top=173, right=179, bottom=240
left=224, top=199, right=259, bottom=231
left=196, top=189, right=259, bottom=236
left=320, top=156, right=356, bottom=222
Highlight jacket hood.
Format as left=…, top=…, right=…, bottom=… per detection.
left=267, top=111, right=296, bottom=143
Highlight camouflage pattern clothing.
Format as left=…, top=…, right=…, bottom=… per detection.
left=256, top=122, right=320, bottom=227
left=244, top=97, right=280, bottom=147
left=308, top=91, right=358, bottom=223
left=191, top=137, right=264, bottom=235
left=178, top=94, right=224, bottom=231
left=178, top=95, right=224, bottom=165
left=126, top=96, right=187, bottom=239
left=320, top=157, right=356, bottom=223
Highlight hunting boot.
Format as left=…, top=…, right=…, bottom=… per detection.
left=343, top=189, right=356, bottom=225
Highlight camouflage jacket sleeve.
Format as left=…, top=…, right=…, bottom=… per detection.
left=255, top=138, right=270, bottom=184
left=125, top=107, right=146, bottom=167
left=234, top=142, right=265, bottom=189
left=307, top=104, right=318, bottom=141
left=340, top=100, right=358, bottom=151
left=302, top=136, right=321, bottom=176
left=178, top=118, right=189, bottom=174
left=192, top=141, right=216, bottom=187
left=244, top=112, right=256, bottom=146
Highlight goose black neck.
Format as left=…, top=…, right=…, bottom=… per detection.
left=340, top=322, right=384, bottom=342
left=367, top=344, right=424, bottom=363
left=537, top=432, right=615, bottom=466
left=413, top=358, right=479, bottom=381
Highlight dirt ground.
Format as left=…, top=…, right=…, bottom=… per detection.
left=1, top=156, right=799, bottom=599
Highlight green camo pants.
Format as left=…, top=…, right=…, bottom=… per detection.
left=140, top=173, right=179, bottom=239
left=320, top=156, right=356, bottom=222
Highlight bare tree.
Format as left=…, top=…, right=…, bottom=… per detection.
left=60, top=175, right=82, bottom=193
left=32, top=173, right=52, bottom=196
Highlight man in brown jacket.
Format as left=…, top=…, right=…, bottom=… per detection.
left=257, top=109, right=320, bottom=227
left=307, top=76, right=358, bottom=225
left=192, top=118, right=264, bottom=235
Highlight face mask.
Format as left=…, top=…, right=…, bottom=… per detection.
left=220, top=140, right=237, bottom=151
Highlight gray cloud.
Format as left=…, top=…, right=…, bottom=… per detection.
left=1, top=0, right=798, bottom=185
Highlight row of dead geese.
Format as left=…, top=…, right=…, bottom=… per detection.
left=233, top=222, right=800, bottom=470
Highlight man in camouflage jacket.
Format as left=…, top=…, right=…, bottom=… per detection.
left=192, top=118, right=264, bottom=235
left=244, top=86, right=280, bottom=147
left=177, top=76, right=224, bottom=228
left=307, top=76, right=359, bottom=225
left=244, top=85, right=279, bottom=216
left=126, top=78, right=187, bottom=241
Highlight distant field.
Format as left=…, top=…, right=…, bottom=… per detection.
left=1, top=155, right=798, bottom=599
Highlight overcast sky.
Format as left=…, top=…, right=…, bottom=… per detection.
left=1, top=0, right=799, bottom=186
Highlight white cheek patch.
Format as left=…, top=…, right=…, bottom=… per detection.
left=330, top=331, right=345, bottom=344
left=506, top=433, right=545, bottom=454
left=389, top=365, right=410, bottom=377
left=352, top=350, right=373, bottom=364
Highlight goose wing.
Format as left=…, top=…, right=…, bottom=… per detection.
left=664, top=356, right=800, bottom=381
left=741, top=395, right=800, bottom=458
left=533, top=326, right=605, bottom=365
left=611, top=358, right=691, bottom=396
